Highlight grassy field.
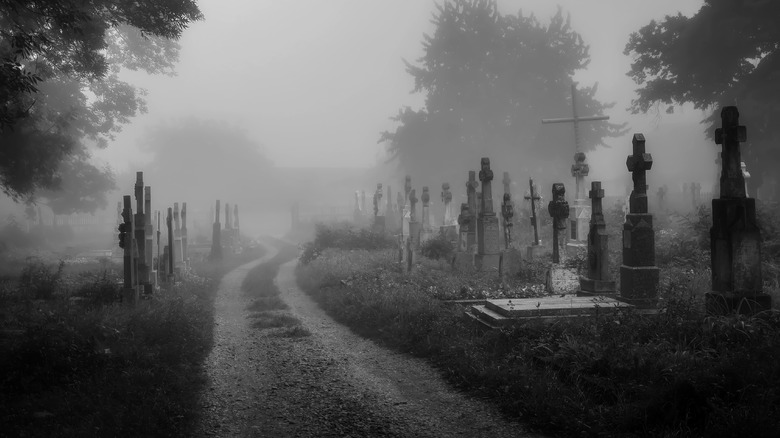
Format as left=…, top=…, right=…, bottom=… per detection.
left=0, top=241, right=266, bottom=437
left=295, top=206, right=780, bottom=437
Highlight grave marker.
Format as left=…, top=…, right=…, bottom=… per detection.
left=476, top=158, right=501, bottom=271
left=182, top=202, right=188, bottom=268
left=440, top=182, right=457, bottom=244
left=620, top=134, right=660, bottom=306
left=421, top=186, right=433, bottom=242
left=133, top=173, right=147, bottom=293
left=120, top=195, right=138, bottom=304
left=210, top=200, right=222, bottom=261
left=577, top=181, right=616, bottom=297
left=466, top=170, right=479, bottom=253
left=144, top=186, right=155, bottom=293
left=173, top=203, right=183, bottom=272
left=707, top=106, right=770, bottom=314
left=524, top=178, right=542, bottom=259
left=547, top=183, right=569, bottom=264
left=409, top=188, right=420, bottom=249
left=373, top=183, right=385, bottom=232
left=166, top=207, right=174, bottom=281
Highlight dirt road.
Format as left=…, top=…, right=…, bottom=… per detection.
left=196, top=244, right=542, bottom=437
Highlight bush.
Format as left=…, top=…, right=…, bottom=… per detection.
left=299, top=222, right=395, bottom=264
left=18, top=258, right=65, bottom=299
left=420, top=233, right=454, bottom=261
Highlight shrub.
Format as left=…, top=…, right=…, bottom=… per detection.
left=18, top=258, right=65, bottom=299
left=299, top=222, right=394, bottom=264
left=420, top=233, right=454, bottom=261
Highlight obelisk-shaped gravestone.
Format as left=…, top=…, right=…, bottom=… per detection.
left=133, top=173, right=147, bottom=293
left=475, top=158, right=501, bottom=271
left=619, top=134, right=660, bottom=306
left=210, top=200, right=222, bottom=261
left=408, top=189, right=420, bottom=249
left=466, top=171, right=479, bottom=253
left=578, top=181, right=616, bottom=296
left=166, top=207, right=174, bottom=282
left=181, top=202, right=188, bottom=268
left=707, top=107, right=770, bottom=314
left=144, top=186, right=155, bottom=293
left=173, top=203, right=183, bottom=272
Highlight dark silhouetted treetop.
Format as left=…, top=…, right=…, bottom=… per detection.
left=625, top=0, right=780, bottom=195
left=0, top=0, right=202, bottom=211
left=380, top=0, right=624, bottom=190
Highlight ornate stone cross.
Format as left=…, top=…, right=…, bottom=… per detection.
left=714, top=106, right=747, bottom=198
left=626, top=133, right=653, bottom=214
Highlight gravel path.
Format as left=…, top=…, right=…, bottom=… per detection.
left=196, top=243, right=543, bottom=437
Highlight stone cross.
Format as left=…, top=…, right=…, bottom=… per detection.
left=409, top=188, right=420, bottom=248
left=626, top=133, right=652, bottom=214
left=173, top=202, right=183, bottom=270
left=708, top=106, right=769, bottom=314
left=121, top=195, right=136, bottom=303
left=476, top=158, right=501, bottom=270
left=210, top=200, right=222, bottom=261
left=166, top=207, right=174, bottom=281
left=714, top=106, right=747, bottom=198
left=457, top=202, right=470, bottom=252
left=182, top=202, right=188, bottom=265
left=233, top=204, right=239, bottom=230
left=501, top=192, right=513, bottom=249
left=578, top=181, right=615, bottom=296
left=404, top=175, right=412, bottom=206
left=465, top=171, right=479, bottom=253
left=409, top=189, right=418, bottom=221
left=144, top=186, right=154, bottom=293
left=621, top=133, right=659, bottom=305
left=225, top=202, right=231, bottom=230
left=421, top=186, right=430, bottom=228
left=542, top=84, right=610, bottom=201
left=524, top=178, right=541, bottom=246
left=373, top=183, right=383, bottom=217
left=547, top=183, right=569, bottom=263
left=441, top=183, right=452, bottom=225
left=133, top=173, right=147, bottom=292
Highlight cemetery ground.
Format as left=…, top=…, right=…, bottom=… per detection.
left=0, top=239, right=265, bottom=436
left=294, top=200, right=780, bottom=438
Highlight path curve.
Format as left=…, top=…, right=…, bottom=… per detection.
left=196, top=242, right=543, bottom=437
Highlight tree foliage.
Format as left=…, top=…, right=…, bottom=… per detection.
left=625, top=0, right=780, bottom=196
left=380, top=0, right=624, bottom=189
left=0, top=0, right=202, bottom=211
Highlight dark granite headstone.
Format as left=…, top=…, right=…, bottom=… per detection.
left=578, top=181, right=616, bottom=297
left=476, top=158, right=500, bottom=271
left=707, top=106, right=770, bottom=314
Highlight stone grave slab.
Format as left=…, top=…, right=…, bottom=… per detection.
left=468, top=295, right=633, bottom=327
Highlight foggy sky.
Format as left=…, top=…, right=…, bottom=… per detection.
left=95, top=0, right=709, bottom=191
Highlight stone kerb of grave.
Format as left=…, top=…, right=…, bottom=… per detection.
left=707, top=106, right=770, bottom=314
left=577, top=181, right=617, bottom=297
left=468, top=296, right=633, bottom=328
left=620, top=134, right=660, bottom=307
left=475, top=158, right=501, bottom=272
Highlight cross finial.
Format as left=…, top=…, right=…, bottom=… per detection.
left=714, top=106, right=747, bottom=198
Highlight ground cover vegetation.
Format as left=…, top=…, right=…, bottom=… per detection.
left=241, top=239, right=310, bottom=338
left=295, top=208, right=780, bottom=437
left=0, top=242, right=264, bottom=437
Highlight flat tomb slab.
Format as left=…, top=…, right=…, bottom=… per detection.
left=484, top=296, right=632, bottom=318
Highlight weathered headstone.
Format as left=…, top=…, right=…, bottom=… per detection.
left=453, top=202, right=475, bottom=272
left=620, top=134, right=660, bottom=306
left=421, top=186, right=433, bottom=242
left=408, top=189, right=420, bottom=249
left=547, top=183, right=569, bottom=264
left=120, top=195, right=138, bottom=304
left=707, top=106, right=770, bottom=314
left=133, top=173, right=147, bottom=293
left=166, top=207, right=174, bottom=281
left=577, top=181, right=616, bottom=297
left=524, top=177, right=543, bottom=259
left=173, top=202, right=183, bottom=272
left=440, top=183, right=457, bottom=245
left=475, top=158, right=501, bottom=271
left=373, top=183, right=385, bottom=232
left=466, top=170, right=479, bottom=253
left=210, top=200, right=222, bottom=261
left=144, top=186, right=155, bottom=293
left=182, top=202, right=189, bottom=268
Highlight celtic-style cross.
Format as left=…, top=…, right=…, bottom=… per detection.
left=626, top=133, right=653, bottom=214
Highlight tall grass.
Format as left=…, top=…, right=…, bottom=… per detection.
left=294, top=222, right=780, bottom=437
left=0, top=244, right=266, bottom=437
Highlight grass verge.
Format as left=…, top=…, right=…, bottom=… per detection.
left=294, top=225, right=780, bottom=438
left=0, top=243, right=265, bottom=437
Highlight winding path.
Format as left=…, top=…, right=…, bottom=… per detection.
left=196, top=242, right=542, bottom=437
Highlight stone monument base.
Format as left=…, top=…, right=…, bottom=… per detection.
left=620, top=265, right=660, bottom=301
left=499, top=249, right=522, bottom=277
left=576, top=277, right=617, bottom=297
left=475, top=253, right=501, bottom=272
left=452, top=252, right=474, bottom=273
left=545, top=264, right=579, bottom=294
left=705, top=292, right=772, bottom=315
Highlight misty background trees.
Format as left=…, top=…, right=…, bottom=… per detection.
left=380, top=0, right=625, bottom=192
left=0, top=0, right=202, bottom=212
left=625, top=0, right=780, bottom=197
